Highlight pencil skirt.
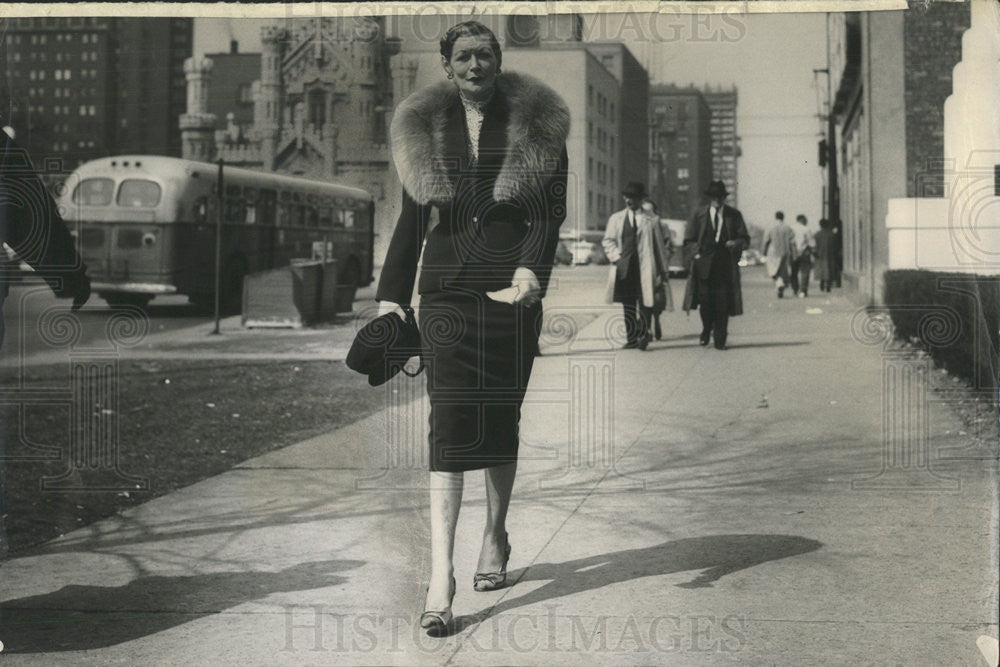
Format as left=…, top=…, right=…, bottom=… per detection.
left=418, top=290, right=543, bottom=472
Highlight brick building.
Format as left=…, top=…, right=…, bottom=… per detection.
left=648, top=85, right=713, bottom=220
left=1, top=17, right=192, bottom=167
left=829, top=2, right=970, bottom=303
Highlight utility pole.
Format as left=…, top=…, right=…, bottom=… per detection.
left=212, top=158, right=224, bottom=335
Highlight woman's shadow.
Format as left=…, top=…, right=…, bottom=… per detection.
left=450, top=533, right=821, bottom=634
left=0, top=559, right=363, bottom=653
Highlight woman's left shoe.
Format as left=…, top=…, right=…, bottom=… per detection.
left=420, top=576, right=455, bottom=634
left=473, top=534, right=511, bottom=592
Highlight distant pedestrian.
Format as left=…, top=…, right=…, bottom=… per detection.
left=603, top=182, right=669, bottom=350
left=642, top=198, right=674, bottom=340
left=789, top=214, right=815, bottom=298
left=682, top=180, right=750, bottom=350
left=813, top=218, right=836, bottom=292
left=762, top=210, right=795, bottom=298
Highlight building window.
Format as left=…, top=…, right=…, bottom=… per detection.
left=588, top=190, right=592, bottom=213
left=588, top=85, right=593, bottom=106
left=677, top=168, right=689, bottom=179
left=588, top=157, right=593, bottom=181
left=587, top=121, right=592, bottom=144
left=63, top=69, right=71, bottom=80
left=238, top=83, right=253, bottom=104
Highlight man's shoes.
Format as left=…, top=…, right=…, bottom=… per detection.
left=777, top=286, right=784, bottom=298
left=714, top=340, right=727, bottom=350
left=638, top=334, right=651, bottom=351
left=699, top=330, right=711, bottom=346
left=623, top=341, right=639, bottom=349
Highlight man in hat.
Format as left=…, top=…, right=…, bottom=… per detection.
left=602, top=182, right=669, bottom=350
left=682, top=180, right=750, bottom=350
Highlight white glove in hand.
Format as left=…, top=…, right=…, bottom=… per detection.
left=377, top=300, right=403, bottom=318
left=486, top=267, right=540, bottom=305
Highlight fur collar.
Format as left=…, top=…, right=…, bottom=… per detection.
left=390, top=71, right=570, bottom=206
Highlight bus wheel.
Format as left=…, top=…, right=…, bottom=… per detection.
left=102, top=293, right=152, bottom=309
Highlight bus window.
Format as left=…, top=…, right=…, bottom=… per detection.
left=225, top=198, right=243, bottom=224
left=277, top=202, right=291, bottom=226
left=307, top=206, right=318, bottom=228
left=259, top=189, right=276, bottom=225
left=318, top=205, right=333, bottom=228
left=117, top=180, right=162, bottom=207
left=193, top=197, right=208, bottom=222
left=245, top=203, right=257, bottom=224
left=73, top=177, right=114, bottom=205
left=343, top=209, right=355, bottom=229
left=244, top=187, right=258, bottom=224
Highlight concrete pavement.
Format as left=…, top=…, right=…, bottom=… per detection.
left=0, top=266, right=997, bottom=664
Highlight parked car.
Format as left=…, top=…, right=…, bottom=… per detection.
left=554, top=240, right=573, bottom=265
left=739, top=248, right=764, bottom=267
left=570, top=240, right=594, bottom=265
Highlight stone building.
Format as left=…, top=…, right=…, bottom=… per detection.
left=648, top=85, right=713, bottom=220
left=828, top=2, right=974, bottom=303
left=180, top=17, right=398, bottom=258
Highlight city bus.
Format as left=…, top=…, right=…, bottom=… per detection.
left=58, top=155, right=374, bottom=309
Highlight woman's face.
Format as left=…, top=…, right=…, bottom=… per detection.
left=443, top=34, right=498, bottom=101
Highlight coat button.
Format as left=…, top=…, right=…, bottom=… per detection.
left=472, top=216, right=478, bottom=223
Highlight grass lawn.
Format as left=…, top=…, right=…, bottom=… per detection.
left=1, top=359, right=387, bottom=556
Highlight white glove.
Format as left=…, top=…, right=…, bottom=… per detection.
left=377, top=300, right=403, bottom=318
left=486, top=267, right=541, bottom=306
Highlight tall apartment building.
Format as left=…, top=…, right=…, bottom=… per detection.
left=648, top=85, right=713, bottom=220
left=703, top=85, right=739, bottom=207
left=1, top=17, right=193, bottom=168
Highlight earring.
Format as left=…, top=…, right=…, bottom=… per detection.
left=446, top=71, right=453, bottom=79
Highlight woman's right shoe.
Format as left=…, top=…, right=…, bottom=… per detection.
left=420, top=576, right=455, bottom=634
left=473, top=534, right=511, bottom=592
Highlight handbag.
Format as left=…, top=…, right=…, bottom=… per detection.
left=346, top=305, right=424, bottom=386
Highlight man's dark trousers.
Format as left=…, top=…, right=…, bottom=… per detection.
left=698, top=240, right=733, bottom=348
left=616, top=216, right=649, bottom=345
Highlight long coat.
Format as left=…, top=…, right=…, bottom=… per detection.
left=813, top=228, right=836, bottom=282
left=681, top=204, right=751, bottom=315
left=762, top=221, right=795, bottom=281
left=602, top=208, right=669, bottom=308
left=377, top=72, right=570, bottom=305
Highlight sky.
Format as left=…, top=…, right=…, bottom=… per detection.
left=194, top=11, right=830, bottom=229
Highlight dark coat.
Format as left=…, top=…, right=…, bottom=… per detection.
left=1, top=132, right=88, bottom=301
left=376, top=72, right=570, bottom=305
left=681, top=203, right=751, bottom=315
left=813, top=228, right=836, bottom=282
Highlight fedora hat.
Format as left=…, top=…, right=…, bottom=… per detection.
left=704, top=180, right=728, bottom=198
left=621, top=181, right=647, bottom=199
left=347, top=306, right=424, bottom=386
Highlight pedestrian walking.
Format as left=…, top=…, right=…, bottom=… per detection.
left=682, top=180, right=750, bottom=350
left=372, top=21, right=569, bottom=635
left=642, top=198, right=674, bottom=340
left=762, top=210, right=795, bottom=298
left=789, top=213, right=815, bottom=297
left=813, top=218, right=836, bottom=292
left=602, top=182, right=669, bottom=350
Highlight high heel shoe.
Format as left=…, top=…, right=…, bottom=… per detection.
left=473, top=533, right=511, bottom=592
left=420, top=575, right=455, bottom=634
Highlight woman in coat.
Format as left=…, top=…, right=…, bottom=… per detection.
left=813, top=218, right=836, bottom=292
left=602, top=183, right=669, bottom=349
left=375, top=21, right=569, bottom=633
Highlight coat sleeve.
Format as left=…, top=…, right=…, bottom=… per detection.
left=517, top=145, right=568, bottom=297
left=374, top=187, right=432, bottom=305
left=1, top=134, right=88, bottom=298
left=729, top=210, right=751, bottom=254
left=682, top=212, right=701, bottom=266
left=650, top=216, right=668, bottom=276
left=602, top=214, right=621, bottom=264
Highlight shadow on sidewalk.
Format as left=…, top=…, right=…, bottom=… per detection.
left=0, top=559, right=363, bottom=653
left=452, top=534, right=821, bottom=634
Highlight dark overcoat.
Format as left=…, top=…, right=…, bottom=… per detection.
left=681, top=204, right=751, bottom=315
left=376, top=72, right=570, bottom=305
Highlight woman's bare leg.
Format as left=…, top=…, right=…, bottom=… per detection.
left=427, top=470, right=463, bottom=609
left=478, top=462, right=517, bottom=572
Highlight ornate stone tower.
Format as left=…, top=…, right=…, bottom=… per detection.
left=179, top=57, right=217, bottom=162
left=254, top=25, right=285, bottom=171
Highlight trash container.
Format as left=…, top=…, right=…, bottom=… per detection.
left=242, top=259, right=322, bottom=328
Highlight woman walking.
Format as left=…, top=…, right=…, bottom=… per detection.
left=374, top=21, right=569, bottom=633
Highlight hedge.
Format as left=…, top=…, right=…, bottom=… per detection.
left=883, top=270, right=999, bottom=390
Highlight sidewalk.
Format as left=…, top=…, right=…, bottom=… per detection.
left=0, top=269, right=996, bottom=664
